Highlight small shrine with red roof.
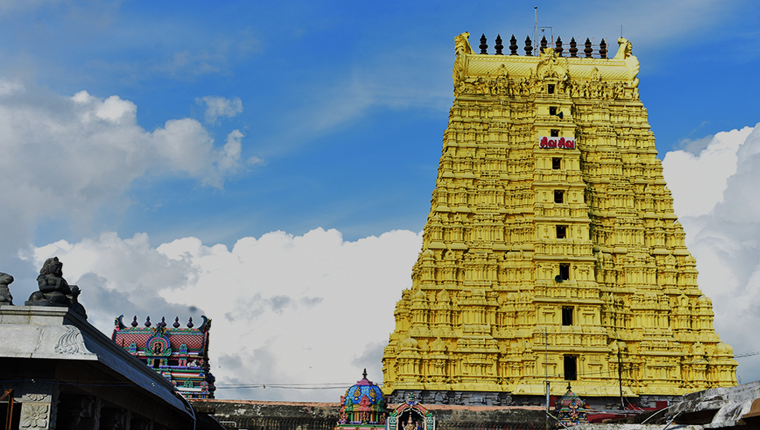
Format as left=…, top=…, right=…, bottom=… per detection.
left=336, top=370, right=387, bottom=429
left=112, top=314, right=215, bottom=399
left=387, top=393, right=435, bottom=430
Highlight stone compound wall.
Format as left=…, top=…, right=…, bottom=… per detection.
left=191, top=400, right=337, bottom=430
left=191, top=400, right=546, bottom=429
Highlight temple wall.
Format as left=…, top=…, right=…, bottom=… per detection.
left=192, top=400, right=545, bottom=430
left=0, top=306, right=196, bottom=430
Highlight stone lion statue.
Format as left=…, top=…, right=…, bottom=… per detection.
left=455, top=32, right=473, bottom=55
left=0, top=272, right=13, bottom=306
left=26, top=257, right=87, bottom=318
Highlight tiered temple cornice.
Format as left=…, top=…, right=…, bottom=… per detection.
left=382, top=32, right=737, bottom=405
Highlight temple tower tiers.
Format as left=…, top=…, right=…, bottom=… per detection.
left=382, top=33, right=737, bottom=403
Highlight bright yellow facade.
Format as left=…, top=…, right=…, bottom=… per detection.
left=382, top=34, right=737, bottom=399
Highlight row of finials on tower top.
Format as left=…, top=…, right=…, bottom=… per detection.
left=129, top=315, right=198, bottom=329
left=474, top=34, right=611, bottom=58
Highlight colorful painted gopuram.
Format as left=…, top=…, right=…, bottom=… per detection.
left=554, top=384, right=588, bottom=427
left=382, top=33, right=737, bottom=404
left=112, top=315, right=216, bottom=399
left=336, top=370, right=387, bottom=430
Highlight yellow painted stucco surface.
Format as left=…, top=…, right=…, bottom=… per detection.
left=382, top=34, right=737, bottom=398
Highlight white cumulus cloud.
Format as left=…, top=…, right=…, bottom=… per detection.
left=663, top=126, right=753, bottom=216
left=0, top=83, right=255, bottom=264
left=664, top=123, right=760, bottom=384
left=28, top=227, right=423, bottom=401
left=0, top=79, right=24, bottom=97
left=196, top=95, right=243, bottom=125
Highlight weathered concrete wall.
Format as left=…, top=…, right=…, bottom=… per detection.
left=191, top=400, right=546, bottom=429
left=191, top=400, right=338, bottom=430
left=421, top=404, right=545, bottom=424
left=192, top=400, right=339, bottom=420
left=575, top=426, right=703, bottom=430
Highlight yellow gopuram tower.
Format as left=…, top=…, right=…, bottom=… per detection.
left=382, top=33, right=737, bottom=406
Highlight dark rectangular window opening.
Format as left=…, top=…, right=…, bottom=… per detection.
left=549, top=106, right=557, bottom=116
left=556, top=225, right=566, bottom=239
left=547, top=84, right=555, bottom=94
left=550, top=129, right=559, bottom=137
left=554, top=190, right=564, bottom=203
left=562, top=307, right=573, bottom=326
left=559, top=264, right=570, bottom=280
left=552, top=157, right=561, bottom=170
left=564, top=356, right=577, bottom=380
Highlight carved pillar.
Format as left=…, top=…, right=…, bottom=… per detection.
left=19, top=381, right=60, bottom=430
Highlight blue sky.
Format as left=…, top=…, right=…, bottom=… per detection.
left=3, top=0, right=757, bottom=249
left=2, top=0, right=760, bottom=400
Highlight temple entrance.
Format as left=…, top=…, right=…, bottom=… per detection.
left=387, top=394, right=434, bottom=430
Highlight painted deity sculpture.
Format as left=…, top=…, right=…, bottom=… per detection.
left=386, top=394, right=435, bottom=430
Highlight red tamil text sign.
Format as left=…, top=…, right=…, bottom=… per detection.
left=539, top=136, right=576, bottom=149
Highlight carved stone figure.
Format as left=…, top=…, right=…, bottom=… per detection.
left=26, top=257, right=87, bottom=318
left=613, top=37, right=633, bottom=59
left=591, top=67, right=601, bottom=82
left=454, top=32, right=473, bottom=56
left=0, top=272, right=13, bottom=305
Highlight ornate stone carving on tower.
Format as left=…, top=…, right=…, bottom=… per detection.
left=382, top=33, right=737, bottom=404
left=112, top=315, right=216, bottom=399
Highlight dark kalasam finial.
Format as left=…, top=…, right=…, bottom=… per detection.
left=145, top=316, right=151, bottom=327
left=569, top=37, right=578, bottom=58
left=363, top=368, right=368, bottom=379
left=524, top=36, right=533, bottom=56
left=173, top=316, right=180, bottom=328
left=131, top=315, right=138, bottom=327
left=584, top=38, right=593, bottom=58
left=479, top=34, right=488, bottom=54
left=494, top=34, right=503, bottom=55
left=187, top=317, right=194, bottom=328
left=555, top=36, right=563, bottom=56
left=540, top=36, right=547, bottom=53
left=160, top=316, right=166, bottom=328
left=509, top=34, right=518, bottom=55
left=599, top=38, right=607, bottom=59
